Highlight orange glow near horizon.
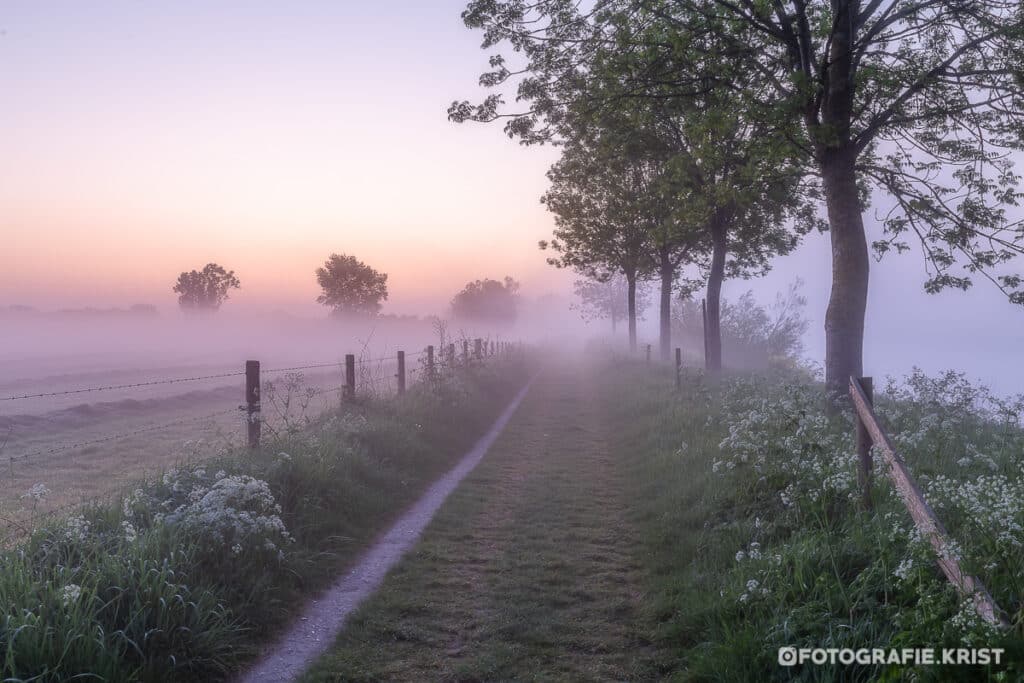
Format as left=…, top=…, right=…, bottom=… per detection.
left=0, top=2, right=570, bottom=317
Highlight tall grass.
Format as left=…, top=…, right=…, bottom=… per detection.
left=0, top=359, right=526, bottom=681
left=612, top=363, right=1024, bottom=681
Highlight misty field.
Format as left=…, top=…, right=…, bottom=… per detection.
left=0, top=314, right=470, bottom=539
left=0, top=345, right=525, bottom=681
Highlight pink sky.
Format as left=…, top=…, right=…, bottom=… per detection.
left=3, top=2, right=1024, bottom=393
left=0, top=1, right=566, bottom=316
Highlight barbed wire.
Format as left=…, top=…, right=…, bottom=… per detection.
left=262, top=361, right=343, bottom=374
left=0, top=371, right=246, bottom=402
left=0, top=346, right=448, bottom=402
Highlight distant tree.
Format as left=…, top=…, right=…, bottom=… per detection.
left=315, top=253, right=389, bottom=316
left=572, top=275, right=650, bottom=334
left=452, top=0, right=1024, bottom=395
left=172, top=263, right=240, bottom=312
left=451, top=277, right=520, bottom=326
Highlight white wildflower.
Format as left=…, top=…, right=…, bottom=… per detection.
left=64, top=515, right=90, bottom=543
left=60, top=584, right=82, bottom=606
left=22, top=483, right=50, bottom=502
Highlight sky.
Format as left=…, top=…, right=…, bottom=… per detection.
left=1, top=1, right=563, bottom=314
left=2, top=2, right=1024, bottom=393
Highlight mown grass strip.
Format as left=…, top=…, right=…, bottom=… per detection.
left=302, top=363, right=665, bottom=682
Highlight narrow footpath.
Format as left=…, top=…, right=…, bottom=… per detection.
left=301, top=362, right=658, bottom=681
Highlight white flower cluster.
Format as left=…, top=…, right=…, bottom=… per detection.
left=738, top=578, right=770, bottom=603
left=926, top=473, right=1024, bottom=551
left=64, top=515, right=90, bottom=543
left=716, top=380, right=854, bottom=505
left=60, top=583, right=82, bottom=606
left=22, top=483, right=50, bottom=502
left=164, top=474, right=293, bottom=560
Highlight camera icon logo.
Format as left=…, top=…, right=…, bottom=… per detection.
left=778, top=646, right=798, bottom=666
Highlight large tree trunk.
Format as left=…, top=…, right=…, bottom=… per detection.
left=821, top=145, right=869, bottom=398
left=705, top=218, right=727, bottom=373
left=625, top=269, right=638, bottom=351
left=658, top=252, right=673, bottom=362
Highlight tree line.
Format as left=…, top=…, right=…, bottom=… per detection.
left=450, top=0, right=1024, bottom=396
left=171, top=257, right=521, bottom=326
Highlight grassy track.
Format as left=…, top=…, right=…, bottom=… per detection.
left=303, top=360, right=664, bottom=681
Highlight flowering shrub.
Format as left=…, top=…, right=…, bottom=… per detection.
left=686, top=367, right=1024, bottom=673
left=716, top=379, right=854, bottom=507
left=171, top=475, right=293, bottom=560
left=121, top=467, right=292, bottom=563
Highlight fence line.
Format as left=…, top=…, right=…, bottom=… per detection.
left=1, top=338, right=518, bottom=465
left=0, top=370, right=246, bottom=401
left=0, top=338, right=520, bottom=541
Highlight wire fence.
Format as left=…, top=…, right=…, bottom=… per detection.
left=0, top=338, right=518, bottom=543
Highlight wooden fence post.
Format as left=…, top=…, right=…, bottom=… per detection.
left=449, top=342, right=456, bottom=370
left=646, top=344, right=651, bottom=365
left=397, top=350, right=406, bottom=395
left=462, top=340, right=469, bottom=365
left=675, top=348, right=682, bottom=390
left=245, top=360, right=261, bottom=449
left=490, top=340, right=495, bottom=356
left=855, top=376, right=874, bottom=509
left=474, top=338, right=482, bottom=360
left=344, top=354, right=356, bottom=400
left=427, top=345, right=435, bottom=380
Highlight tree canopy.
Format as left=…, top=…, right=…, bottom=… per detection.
left=451, top=277, right=520, bottom=327
left=315, top=253, right=389, bottom=316
left=452, top=0, right=1024, bottom=394
left=172, top=263, right=240, bottom=312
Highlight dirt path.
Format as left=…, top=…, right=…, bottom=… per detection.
left=300, top=362, right=658, bottom=681
left=239, top=378, right=537, bottom=683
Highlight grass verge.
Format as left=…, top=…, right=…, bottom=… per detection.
left=0, top=358, right=527, bottom=681
left=611, top=361, right=1024, bottom=681
left=300, top=362, right=664, bottom=682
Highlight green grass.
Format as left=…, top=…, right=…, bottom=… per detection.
left=302, top=363, right=666, bottom=682
left=303, top=358, right=1024, bottom=681
left=610, top=362, right=1024, bottom=681
left=0, top=359, right=526, bottom=682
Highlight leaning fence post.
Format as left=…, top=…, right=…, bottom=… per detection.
left=397, top=350, right=406, bottom=395
left=675, top=348, right=682, bottom=390
left=855, top=376, right=874, bottom=509
left=427, top=345, right=435, bottom=380
left=245, top=360, right=261, bottom=449
left=344, top=354, right=356, bottom=400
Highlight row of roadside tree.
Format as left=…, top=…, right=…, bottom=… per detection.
left=450, top=0, right=1024, bottom=396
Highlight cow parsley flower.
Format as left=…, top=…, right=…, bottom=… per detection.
left=60, top=584, right=82, bottom=606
